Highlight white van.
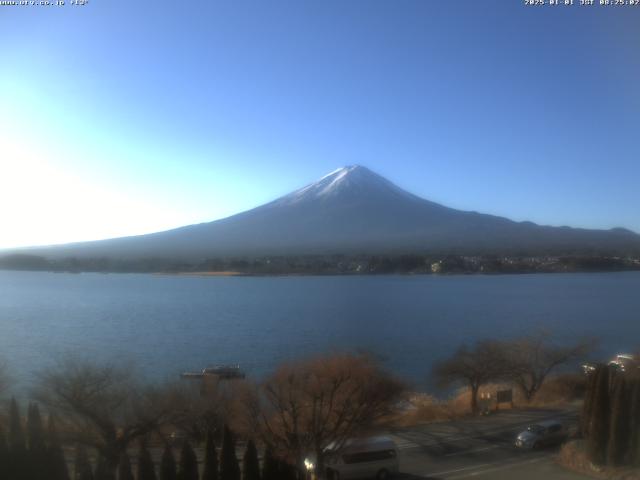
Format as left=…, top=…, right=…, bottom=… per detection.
left=320, top=436, right=399, bottom=480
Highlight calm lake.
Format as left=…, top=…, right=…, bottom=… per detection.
left=1, top=270, right=639, bottom=392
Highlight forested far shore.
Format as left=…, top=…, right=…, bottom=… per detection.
left=1, top=253, right=639, bottom=275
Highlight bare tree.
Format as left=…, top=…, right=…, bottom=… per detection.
left=33, top=358, right=176, bottom=477
left=166, top=376, right=249, bottom=443
left=433, top=340, right=507, bottom=414
left=0, top=360, right=9, bottom=397
left=255, top=353, right=405, bottom=478
left=502, top=332, right=594, bottom=402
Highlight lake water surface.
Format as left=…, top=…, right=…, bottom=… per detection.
left=1, top=271, right=639, bottom=391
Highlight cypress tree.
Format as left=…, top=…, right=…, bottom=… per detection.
left=27, top=404, right=46, bottom=453
left=94, top=454, right=113, bottom=480
left=117, top=453, right=134, bottom=480
left=8, top=397, right=27, bottom=480
left=47, top=414, right=70, bottom=480
left=178, top=441, right=198, bottom=480
left=0, top=426, right=9, bottom=480
left=9, top=398, right=26, bottom=452
left=159, top=445, right=177, bottom=480
left=260, top=447, right=278, bottom=480
left=137, top=442, right=157, bottom=480
left=607, top=376, right=631, bottom=466
left=219, top=427, right=239, bottom=480
left=628, top=378, right=640, bottom=465
left=241, top=440, right=260, bottom=480
left=587, top=365, right=611, bottom=465
left=276, top=459, right=297, bottom=480
left=201, top=431, right=218, bottom=480
left=8, top=398, right=25, bottom=453
left=74, top=446, right=94, bottom=480
left=580, top=368, right=598, bottom=437
left=27, top=403, right=47, bottom=479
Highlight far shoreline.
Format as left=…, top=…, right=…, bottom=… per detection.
left=152, top=269, right=640, bottom=278
left=1, top=253, right=639, bottom=277
left=1, top=268, right=636, bottom=278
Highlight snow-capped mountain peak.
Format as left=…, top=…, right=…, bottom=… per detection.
left=279, top=165, right=412, bottom=204
left=11, top=165, right=640, bottom=260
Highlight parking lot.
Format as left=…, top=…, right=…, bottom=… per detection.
left=387, top=407, right=591, bottom=479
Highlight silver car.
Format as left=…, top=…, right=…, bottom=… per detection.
left=306, top=436, right=399, bottom=480
left=515, top=420, right=568, bottom=449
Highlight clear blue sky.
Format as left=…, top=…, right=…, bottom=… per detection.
left=1, top=0, right=638, bottom=248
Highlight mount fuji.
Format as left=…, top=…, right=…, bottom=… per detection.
left=12, top=165, right=640, bottom=259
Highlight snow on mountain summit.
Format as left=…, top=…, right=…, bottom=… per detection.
left=278, top=165, right=414, bottom=205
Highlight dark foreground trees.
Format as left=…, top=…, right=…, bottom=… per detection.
left=220, top=426, right=240, bottom=480
left=4, top=356, right=319, bottom=479
left=137, top=441, right=157, bottom=480
left=8, top=397, right=27, bottom=480
left=501, top=332, right=594, bottom=402
left=607, top=375, right=631, bottom=466
left=201, top=430, right=218, bottom=480
left=255, top=353, right=405, bottom=477
left=159, top=445, right=177, bottom=480
left=242, top=439, right=261, bottom=480
left=117, top=453, right=134, bottom=480
left=433, top=340, right=507, bottom=414
left=1, top=399, right=72, bottom=480
left=585, top=365, right=611, bottom=465
left=260, top=446, right=279, bottom=480
left=74, top=445, right=94, bottom=480
left=581, top=365, right=640, bottom=467
left=434, top=333, right=594, bottom=413
left=0, top=361, right=9, bottom=396
left=178, top=441, right=198, bottom=480
left=48, top=415, right=71, bottom=480
left=33, top=359, right=176, bottom=478
left=27, top=403, right=46, bottom=478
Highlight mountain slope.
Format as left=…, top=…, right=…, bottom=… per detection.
left=13, top=165, right=640, bottom=259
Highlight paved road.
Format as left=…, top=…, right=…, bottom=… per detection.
left=387, top=407, right=591, bottom=479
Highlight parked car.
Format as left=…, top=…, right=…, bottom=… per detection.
left=515, top=420, right=568, bottom=449
left=305, top=436, right=399, bottom=479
